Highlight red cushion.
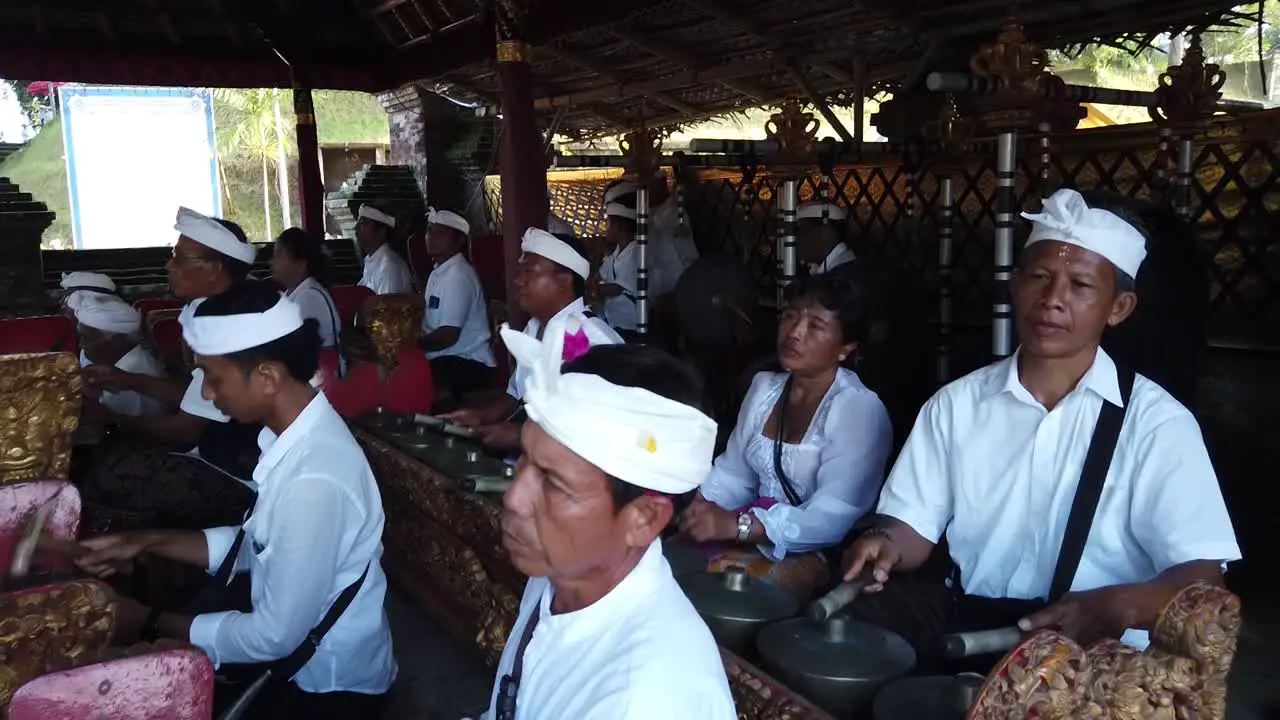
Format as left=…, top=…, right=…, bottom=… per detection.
left=9, top=648, right=214, bottom=720
left=329, top=285, right=375, bottom=329
left=0, top=481, right=81, bottom=576
left=322, top=346, right=434, bottom=418
left=149, top=317, right=184, bottom=370
left=0, top=316, right=76, bottom=355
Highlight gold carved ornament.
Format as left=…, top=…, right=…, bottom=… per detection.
left=619, top=124, right=665, bottom=183
left=967, top=581, right=1241, bottom=720
left=0, top=580, right=117, bottom=707
left=1149, top=33, right=1225, bottom=132
left=364, top=293, right=425, bottom=375
left=764, top=99, right=821, bottom=176
left=923, top=95, right=975, bottom=175
left=970, top=22, right=1053, bottom=132
left=0, top=353, right=83, bottom=485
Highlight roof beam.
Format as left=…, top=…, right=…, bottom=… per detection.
left=607, top=26, right=771, bottom=105
left=690, top=0, right=854, bottom=85
left=542, top=43, right=700, bottom=116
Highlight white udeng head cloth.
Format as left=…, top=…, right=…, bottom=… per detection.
left=605, top=203, right=637, bottom=221
left=60, top=272, right=116, bottom=293
left=521, top=227, right=590, bottom=279
left=74, top=296, right=141, bottom=336
left=1021, top=188, right=1147, bottom=278
left=603, top=182, right=639, bottom=205
left=428, top=207, right=470, bottom=236
left=500, top=318, right=717, bottom=494
left=180, top=294, right=304, bottom=356
left=797, top=202, right=847, bottom=222
left=358, top=204, right=396, bottom=229
left=175, top=207, right=257, bottom=264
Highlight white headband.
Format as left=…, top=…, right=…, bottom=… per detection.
left=60, top=272, right=115, bottom=292
left=500, top=318, right=717, bottom=494
left=74, top=296, right=141, bottom=335
left=359, top=205, right=396, bottom=229
left=1021, top=188, right=1147, bottom=278
left=180, top=294, right=304, bottom=356
left=175, top=207, right=257, bottom=265
left=605, top=203, right=637, bottom=221
left=521, top=227, right=590, bottom=279
left=797, top=202, right=847, bottom=222
left=427, top=207, right=470, bottom=236
left=603, top=182, right=639, bottom=204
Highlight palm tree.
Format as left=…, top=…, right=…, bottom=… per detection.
left=213, top=88, right=295, bottom=237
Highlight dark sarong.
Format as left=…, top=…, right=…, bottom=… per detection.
left=80, top=439, right=256, bottom=535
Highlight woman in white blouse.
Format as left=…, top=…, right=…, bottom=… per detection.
left=679, top=269, right=893, bottom=598
left=271, top=227, right=341, bottom=349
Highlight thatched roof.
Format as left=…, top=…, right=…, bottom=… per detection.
left=0, top=0, right=1257, bottom=137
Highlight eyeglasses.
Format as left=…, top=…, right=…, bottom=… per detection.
left=170, top=249, right=214, bottom=265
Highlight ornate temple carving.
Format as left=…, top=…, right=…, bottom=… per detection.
left=0, top=354, right=83, bottom=484
left=365, top=294, right=426, bottom=372
left=969, top=582, right=1240, bottom=719
left=0, top=580, right=116, bottom=707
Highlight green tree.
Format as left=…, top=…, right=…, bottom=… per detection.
left=212, top=88, right=296, bottom=238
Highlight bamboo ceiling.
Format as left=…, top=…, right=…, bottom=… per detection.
left=0, top=0, right=1258, bottom=137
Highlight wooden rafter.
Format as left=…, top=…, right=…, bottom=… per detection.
left=607, top=25, right=773, bottom=104
left=691, top=0, right=855, bottom=85
left=542, top=43, right=701, bottom=116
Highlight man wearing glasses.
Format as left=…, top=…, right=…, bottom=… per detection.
left=80, top=207, right=263, bottom=535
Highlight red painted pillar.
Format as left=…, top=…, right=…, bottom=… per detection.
left=293, top=80, right=325, bottom=235
left=495, top=37, right=547, bottom=329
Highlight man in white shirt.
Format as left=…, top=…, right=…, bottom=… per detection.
left=797, top=201, right=855, bottom=276
left=477, top=332, right=735, bottom=720
left=604, top=177, right=691, bottom=299
left=841, top=189, right=1240, bottom=667
left=443, top=228, right=622, bottom=453
left=80, top=208, right=261, bottom=533
left=419, top=207, right=496, bottom=406
left=355, top=204, right=414, bottom=295
left=73, top=294, right=166, bottom=419
left=78, top=283, right=397, bottom=719
left=595, top=202, right=642, bottom=338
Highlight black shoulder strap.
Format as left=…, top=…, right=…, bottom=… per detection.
left=1047, top=364, right=1137, bottom=603
left=496, top=601, right=544, bottom=720
left=270, top=563, right=370, bottom=681
left=770, top=375, right=804, bottom=507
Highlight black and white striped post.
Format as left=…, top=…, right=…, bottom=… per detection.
left=777, top=178, right=799, bottom=310
left=993, top=130, right=1017, bottom=359
left=634, top=185, right=650, bottom=339
left=1174, top=137, right=1195, bottom=221
left=937, top=174, right=955, bottom=384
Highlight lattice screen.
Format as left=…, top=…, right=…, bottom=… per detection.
left=482, top=113, right=1280, bottom=345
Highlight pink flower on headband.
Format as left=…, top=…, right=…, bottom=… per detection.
left=562, top=326, right=590, bottom=363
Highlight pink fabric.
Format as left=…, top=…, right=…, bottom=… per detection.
left=562, top=326, right=590, bottom=364
left=0, top=482, right=81, bottom=575
left=9, top=648, right=215, bottom=720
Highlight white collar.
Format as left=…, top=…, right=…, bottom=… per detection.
left=253, top=393, right=332, bottom=486
left=811, top=243, right=855, bottom=273
left=433, top=253, right=465, bottom=273
left=287, top=276, right=322, bottom=297
left=986, top=346, right=1124, bottom=409
left=366, top=244, right=395, bottom=265
left=537, top=297, right=588, bottom=329
left=537, top=540, right=665, bottom=641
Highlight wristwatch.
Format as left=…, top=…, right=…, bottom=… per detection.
left=736, top=512, right=753, bottom=543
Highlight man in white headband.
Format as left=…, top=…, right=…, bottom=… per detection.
left=420, top=207, right=496, bottom=407
left=80, top=210, right=266, bottom=534
left=443, top=228, right=622, bottom=453
left=77, top=281, right=396, bottom=718
left=477, top=337, right=734, bottom=720
left=594, top=203, right=644, bottom=338
left=356, top=204, right=413, bottom=295
left=840, top=188, right=1239, bottom=669
left=797, top=201, right=855, bottom=275
left=604, top=174, right=697, bottom=298
left=59, top=271, right=119, bottom=314
left=73, top=295, right=166, bottom=419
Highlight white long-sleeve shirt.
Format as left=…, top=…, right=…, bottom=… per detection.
left=99, top=345, right=168, bottom=418
left=701, top=369, right=892, bottom=561
left=188, top=394, right=397, bottom=694
left=877, top=348, right=1241, bottom=649
left=286, top=276, right=341, bottom=348
left=358, top=243, right=414, bottom=296
left=481, top=540, right=736, bottom=720
left=599, top=242, right=640, bottom=332
left=505, top=298, right=623, bottom=401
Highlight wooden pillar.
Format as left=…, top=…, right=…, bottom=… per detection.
left=495, top=7, right=547, bottom=329
left=293, top=80, right=325, bottom=235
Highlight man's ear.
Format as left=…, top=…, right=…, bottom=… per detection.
left=623, top=495, right=675, bottom=549
left=1107, top=291, right=1138, bottom=327
left=255, top=360, right=289, bottom=396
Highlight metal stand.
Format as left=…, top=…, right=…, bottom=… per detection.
left=1175, top=137, right=1195, bottom=221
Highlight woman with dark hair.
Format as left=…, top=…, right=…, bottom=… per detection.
left=679, top=270, right=893, bottom=598
left=271, top=227, right=340, bottom=350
